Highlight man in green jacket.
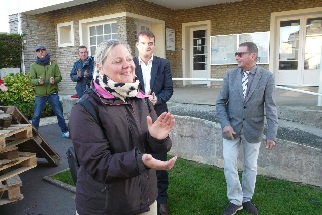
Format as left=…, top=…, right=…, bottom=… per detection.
left=29, top=45, right=70, bottom=138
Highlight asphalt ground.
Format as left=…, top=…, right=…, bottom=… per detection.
left=0, top=86, right=321, bottom=214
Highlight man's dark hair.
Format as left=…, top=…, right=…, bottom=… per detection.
left=239, top=42, right=258, bottom=55
left=137, top=30, right=155, bottom=42
left=79, top=45, right=87, bottom=50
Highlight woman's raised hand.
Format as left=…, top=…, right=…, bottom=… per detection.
left=147, top=112, right=175, bottom=140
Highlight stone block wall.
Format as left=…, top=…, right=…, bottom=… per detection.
left=9, top=0, right=322, bottom=91
left=11, top=0, right=174, bottom=93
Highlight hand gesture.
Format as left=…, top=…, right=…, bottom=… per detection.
left=50, top=77, right=55, bottom=84
left=84, top=70, right=88, bottom=77
left=0, top=84, right=8, bottom=92
left=147, top=112, right=175, bottom=140
left=147, top=90, right=157, bottom=105
left=142, top=154, right=177, bottom=170
left=223, top=125, right=236, bottom=140
left=77, top=69, right=82, bottom=78
left=39, top=77, right=44, bottom=85
left=266, top=139, right=276, bottom=149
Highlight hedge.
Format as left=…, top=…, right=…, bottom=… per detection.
left=0, top=33, right=23, bottom=69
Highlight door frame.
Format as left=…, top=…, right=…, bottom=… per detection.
left=182, top=20, right=211, bottom=86
left=270, top=7, right=322, bottom=86
left=190, top=27, right=208, bottom=84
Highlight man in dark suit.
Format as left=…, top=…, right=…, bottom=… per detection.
left=216, top=42, right=278, bottom=215
left=134, top=30, right=173, bottom=215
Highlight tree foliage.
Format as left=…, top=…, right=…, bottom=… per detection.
left=0, top=33, right=23, bottom=69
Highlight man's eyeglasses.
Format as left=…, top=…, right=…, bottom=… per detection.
left=36, top=49, right=46, bottom=52
left=235, top=52, right=252, bottom=57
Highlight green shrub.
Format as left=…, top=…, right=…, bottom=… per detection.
left=0, top=34, right=23, bottom=69
left=0, top=73, right=54, bottom=119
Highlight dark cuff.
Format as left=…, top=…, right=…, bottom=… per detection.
left=135, top=148, right=148, bottom=173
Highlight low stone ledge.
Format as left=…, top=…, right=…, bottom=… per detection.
left=168, top=103, right=322, bottom=149
left=60, top=96, right=78, bottom=119
left=169, top=115, right=322, bottom=187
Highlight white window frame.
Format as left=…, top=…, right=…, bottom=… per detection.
left=57, top=21, right=74, bottom=47
left=79, top=12, right=165, bottom=57
left=88, top=22, right=118, bottom=56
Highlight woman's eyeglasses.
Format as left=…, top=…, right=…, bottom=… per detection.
left=235, top=52, right=252, bottom=57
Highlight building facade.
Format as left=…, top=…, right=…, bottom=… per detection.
left=9, top=0, right=322, bottom=93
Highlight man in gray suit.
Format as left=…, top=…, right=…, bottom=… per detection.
left=216, top=42, right=278, bottom=215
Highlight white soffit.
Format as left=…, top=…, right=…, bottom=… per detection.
left=144, top=0, right=243, bottom=10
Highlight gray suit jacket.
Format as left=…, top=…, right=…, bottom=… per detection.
left=215, top=66, right=278, bottom=143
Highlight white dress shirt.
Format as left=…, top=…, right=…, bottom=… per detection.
left=138, top=55, right=153, bottom=94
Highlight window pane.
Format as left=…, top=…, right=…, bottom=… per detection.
left=104, top=24, right=111, bottom=34
left=104, top=34, right=111, bottom=41
left=90, top=46, right=96, bottom=55
left=89, top=26, right=96, bottom=36
left=112, top=34, right=118, bottom=39
left=193, top=30, right=205, bottom=38
left=193, top=62, right=205, bottom=70
left=279, top=20, right=300, bottom=70
left=193, top=46, right=205, bottom=55
left=111, top=23, right=117, bottom=33
left=90, top=36, right=96, bottom=46
left=193, top=55, right=205, bottom=63
left=279, top=61, right=298, bottom=70
left=97, top=35, right=103, bottom=45
left=304, top=17, right=322, bottom=70
left=97, top=25, right=103, bottom=35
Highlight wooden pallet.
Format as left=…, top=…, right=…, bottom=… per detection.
left=0, top=111, right=12, bottom=129
left=0, top=175, right=23, bottom=205
left=0, top=147, right=19, bottom=167
left=0, top=106, right=60, bottom=166
left=0, top=124, right=33, bottom=151
left=0, top=152, right=37, bottom=182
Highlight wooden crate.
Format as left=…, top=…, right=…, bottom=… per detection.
left=0, top=175, right=23, bottom=205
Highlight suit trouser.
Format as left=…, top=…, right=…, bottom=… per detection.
left=223, top=135, right=260, bottom=205
left=152, top=152, right=168, bottom=204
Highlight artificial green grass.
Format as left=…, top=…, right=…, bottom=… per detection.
left=52, top=157, right=322, bottom=214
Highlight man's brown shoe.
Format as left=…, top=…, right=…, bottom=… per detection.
left=159, top=203, right=169, bottom=215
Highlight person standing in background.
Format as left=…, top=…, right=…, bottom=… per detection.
left=70, top=46, right=94, bottom=98
left=216, top=42, right=278, bottom=215
left=134, top=30, right=174, bottom=215
left=0, top=78, right=8, bottom=92
left=29, top=45, right=70, bottom=138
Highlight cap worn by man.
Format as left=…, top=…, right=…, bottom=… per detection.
left=35, top=45, right=46, bottom=52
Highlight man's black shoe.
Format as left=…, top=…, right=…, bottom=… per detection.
left=158, top=203, right=169, bottom=215
left=223, top=202, right=243, bottom=215
left=242, top=201, right=258, bottom=215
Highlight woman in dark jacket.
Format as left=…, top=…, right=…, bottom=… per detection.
left=69, top=39, right=177, bottom=215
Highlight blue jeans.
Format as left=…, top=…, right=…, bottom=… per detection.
left=32, top=93, right=69, bottom=132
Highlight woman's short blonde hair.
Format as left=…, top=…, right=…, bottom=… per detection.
left=93, top=39, right=132, bottom=78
